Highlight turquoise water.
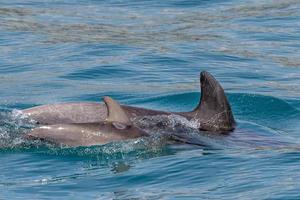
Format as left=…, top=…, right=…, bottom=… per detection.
left=1, top=0, right=300, bottom=199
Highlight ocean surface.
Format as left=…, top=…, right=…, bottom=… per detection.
left=0, top=0, right=300, bottom=199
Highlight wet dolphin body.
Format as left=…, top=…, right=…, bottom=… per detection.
left=26, top=97, right=148, bottom=147
left=22, top=71, right=235, bottom=132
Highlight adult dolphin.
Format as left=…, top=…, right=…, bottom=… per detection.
left=22, top=71, right=235, bottom=132
left=26, top=97, right=148, bottom=147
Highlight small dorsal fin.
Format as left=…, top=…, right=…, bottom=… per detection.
left=103, top=96, right=131, bottom=126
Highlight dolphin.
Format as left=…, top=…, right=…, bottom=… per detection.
left=26, top=97, right=148, bottom=147
left=22, top=71, right=235, bottom=132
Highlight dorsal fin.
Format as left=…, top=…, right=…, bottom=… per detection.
left=192, top=71, right=235, bottom=132
left=103, top=96, right=131, bottom=126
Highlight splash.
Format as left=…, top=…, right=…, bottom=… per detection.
left=135, top=114, right=199, bottom=132
left=0, top=109, right=37, bottom=149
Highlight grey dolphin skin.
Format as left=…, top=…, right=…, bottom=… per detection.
left=22, top=71, right=235, bottom=132
left=26, top=97, right=148, bottom=147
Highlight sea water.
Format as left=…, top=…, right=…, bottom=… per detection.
left=0, top=0, right=300, bottom=199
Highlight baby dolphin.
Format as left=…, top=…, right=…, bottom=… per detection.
left=26, top=97, right=148, bottom=147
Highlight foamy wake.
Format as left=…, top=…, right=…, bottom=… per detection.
left=0, top=109, right=37, bottom=148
